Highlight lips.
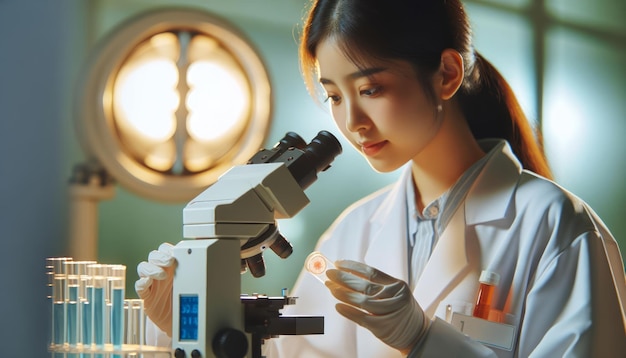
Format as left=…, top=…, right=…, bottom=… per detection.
left=360, top=140, right=387, bottom=156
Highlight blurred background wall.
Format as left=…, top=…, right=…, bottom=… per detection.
left=0, top=0, right=623, bottom=356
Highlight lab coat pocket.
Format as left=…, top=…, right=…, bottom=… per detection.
left=449, top=312, right=517, bottom=351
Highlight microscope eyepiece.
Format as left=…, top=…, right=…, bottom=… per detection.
left=303, top=130, right=343, bottom=174
left=280, top=130, right=342, bottom=190
left=246, top=130, right=342, bottom=190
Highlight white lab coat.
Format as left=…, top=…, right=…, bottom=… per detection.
left=266, top=139, right=626, bottom=357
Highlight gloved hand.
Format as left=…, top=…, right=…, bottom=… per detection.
left=325, top=260, right=431, bottom=355
left=135, top=243, right=176, bottom=337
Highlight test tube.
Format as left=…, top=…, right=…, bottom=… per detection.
left=124, top=299, right=145, bottom=346
left=305, top=251, right=335, bottom=284
left=124, top=301, right=130, bottom=345
left=53, top=274, right=67, bottom=358
left=90, top=264, right=107, bottom=351
left=81, top=264, right=96, bottom=358
left=473, top=270, right=500, bottom=320
left=65, top=262, right=82, bottom=358
left=48, top=257, right=72, bottom=351
left=109, top=265, right=126, bottom=350
left=53, top=272, right=67, bottom=350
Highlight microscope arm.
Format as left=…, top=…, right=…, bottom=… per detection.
left=182, top=162, right=310, bottom=240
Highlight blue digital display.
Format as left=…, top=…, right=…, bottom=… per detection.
left=179, top=295, right=199, bottom=341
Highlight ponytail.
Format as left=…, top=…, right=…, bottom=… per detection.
left=458, top=53, right=553, bottom=179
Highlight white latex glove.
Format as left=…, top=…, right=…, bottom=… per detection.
left=135, top=243, right=176, bottom=337
left=325, top=260, right=431, bottom=355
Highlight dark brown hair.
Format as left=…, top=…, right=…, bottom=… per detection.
left=299, top=0, right=552, bottom=179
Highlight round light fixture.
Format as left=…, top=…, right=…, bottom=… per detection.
left=75, top=8, right=272, bottom=202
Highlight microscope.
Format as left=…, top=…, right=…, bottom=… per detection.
left=171, top=131, right=342, bottom=358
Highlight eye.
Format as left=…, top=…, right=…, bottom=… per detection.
left=324, top=94, right=342, bottom=105
left=360, top=86, right=381, bottom=97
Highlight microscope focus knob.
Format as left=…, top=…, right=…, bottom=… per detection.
left=174, top=348, right=186, bottom=358
left=212, top=328, right=248, bottom=358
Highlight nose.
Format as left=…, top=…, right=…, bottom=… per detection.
left=345, top=99, right=369, bottom=133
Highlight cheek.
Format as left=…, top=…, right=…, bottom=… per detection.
left=387, top=100, right=434, bottom=132
left=384, top=85, right=434, bottom=123
left=330, top=107, right=349, bottom=133
left=330, top=106, right=344, bottom=126
left=366, top=101, right=407, bottom=131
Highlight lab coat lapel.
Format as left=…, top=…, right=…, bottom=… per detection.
left=364, top=167, right=411, bottom=282
left=414, top=206, right=469, bottom=317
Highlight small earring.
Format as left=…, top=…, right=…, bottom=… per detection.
left=437, top=104, right=443, bottom=113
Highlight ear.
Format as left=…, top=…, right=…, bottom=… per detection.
left=437, top=49, right=464, bottom=100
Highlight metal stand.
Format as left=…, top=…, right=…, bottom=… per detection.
left=68, top=162, right=115, bottom=260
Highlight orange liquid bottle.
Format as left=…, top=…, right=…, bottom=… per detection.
left=473, top=270, right=500, bottom=320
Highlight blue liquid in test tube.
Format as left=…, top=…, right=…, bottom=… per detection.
left=89, top=264, right=108, bottom=358
left=93, top=286, right=106, bottom=347
left=81, top=285, right=93, bottom=358
left=53, top=274, right=67, bottom=358
left=67, top=284, right=79, bottom=358
left=111, top=288, right=124, bottom=347
left=53, top=301, right=65, bottom=347
left=109, top=265, right=126, bottom=358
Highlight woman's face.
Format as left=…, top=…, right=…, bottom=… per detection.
left=316, top=38, right=442, bottom=173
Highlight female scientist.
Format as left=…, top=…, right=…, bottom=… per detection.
left=136, top=0, right=626, bottom=356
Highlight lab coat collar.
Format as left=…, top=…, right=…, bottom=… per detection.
left=465, top=139, right=522, bottom=225
left=367, top=139, right=521, bottom=225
